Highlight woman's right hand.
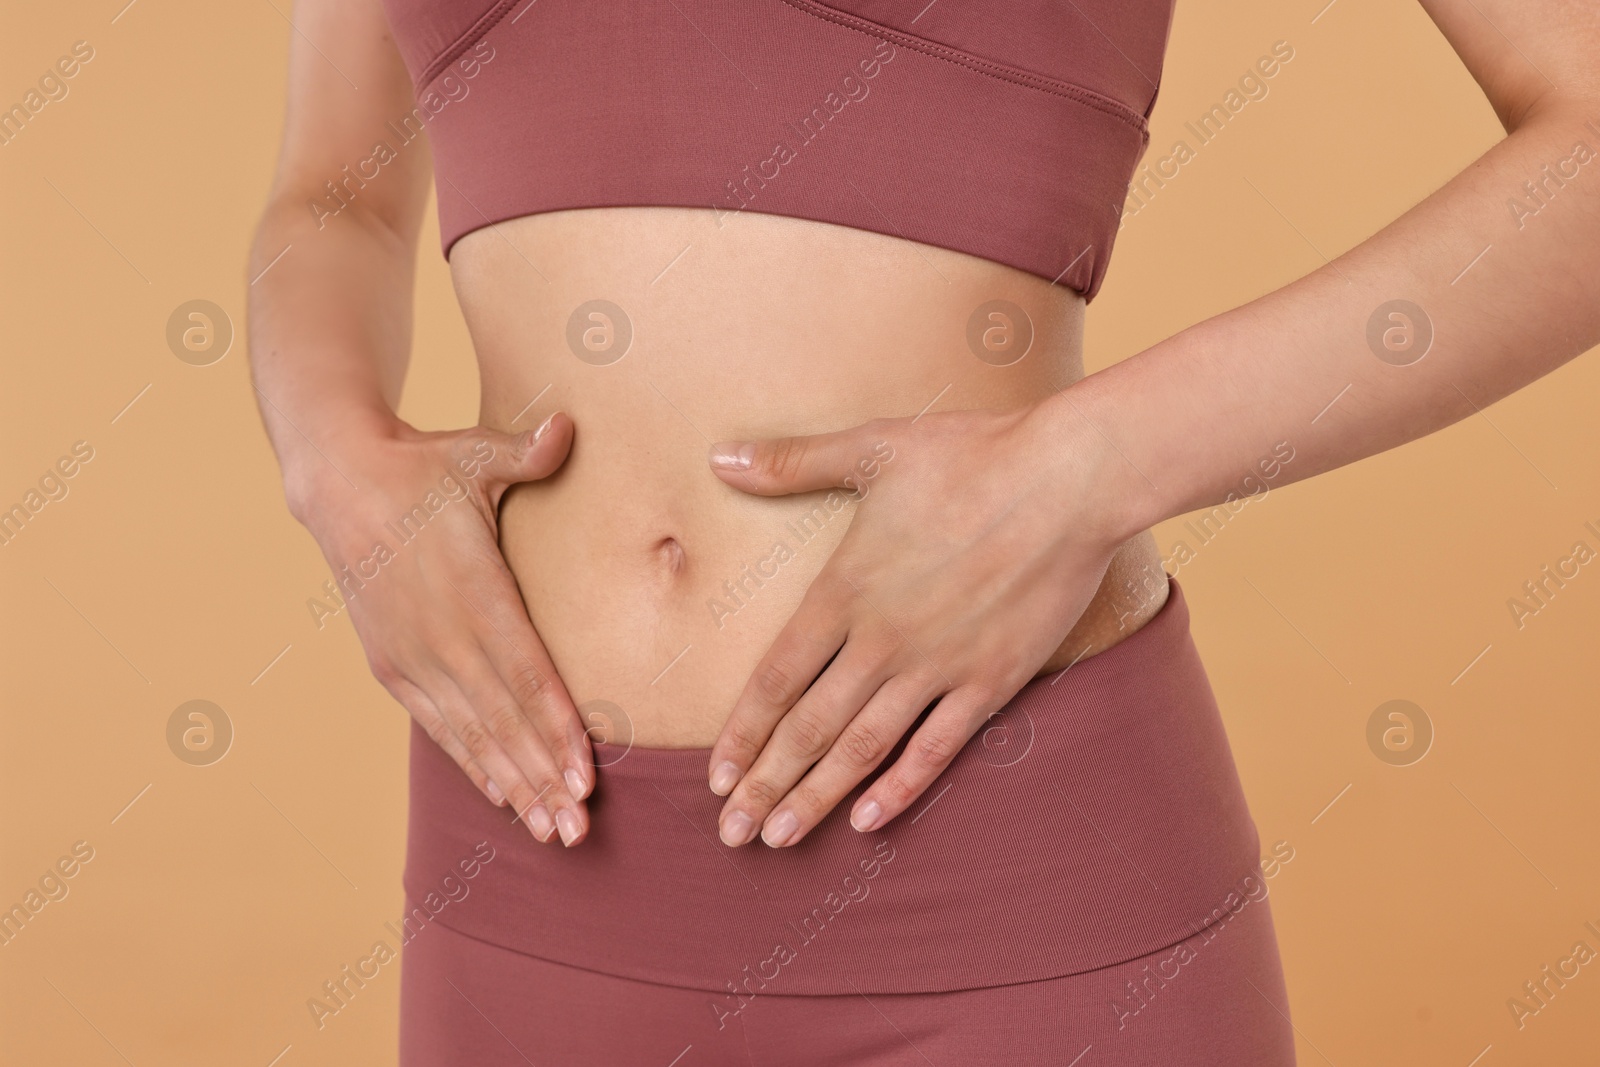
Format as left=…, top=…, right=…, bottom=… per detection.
left=289, top=412, right=594, bottom=846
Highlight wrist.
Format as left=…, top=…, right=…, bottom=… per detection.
left=1022, top=380, right=1171, bottom=548
left=280, top=406, right=414, bottom=525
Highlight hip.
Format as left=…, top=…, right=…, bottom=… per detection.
left=401, top=578, right=1265, bottom=996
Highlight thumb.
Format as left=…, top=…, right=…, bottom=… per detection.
left=708, top=423, right=882, bottom=497
left=474, top=412, right=574, bottom=492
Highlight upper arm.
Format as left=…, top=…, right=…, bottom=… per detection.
left=264, top=0, right=431, bottom=242
left=1418, top=0, right=1600, bottom=130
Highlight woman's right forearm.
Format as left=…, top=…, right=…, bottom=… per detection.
left=247, top=0, right=595, bottom=842
left=246, top=200, right=419, bottom=521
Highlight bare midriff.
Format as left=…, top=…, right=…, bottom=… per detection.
left=450, top=207, right=1168, bottom=748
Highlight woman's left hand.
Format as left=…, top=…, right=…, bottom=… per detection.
left=704, top=400, right=1132, bottom=847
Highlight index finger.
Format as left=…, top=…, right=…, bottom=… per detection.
left=444, top=573, right=595, bottom=802
left=708, top=574, right=854, bottom=796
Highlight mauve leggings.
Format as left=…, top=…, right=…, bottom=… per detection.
left=397, top=580, right=1297, bottom=1065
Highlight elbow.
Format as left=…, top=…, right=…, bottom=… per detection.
left=1498, top=86, right=1600, bottom=137
left=244, top=196, right=306, bottom=289
left=249, top=186, right=417, bottom=279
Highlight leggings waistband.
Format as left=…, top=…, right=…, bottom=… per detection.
left=402, top=578, right=1261, bottom=996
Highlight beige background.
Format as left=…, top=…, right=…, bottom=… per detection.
left=4, top=0, right=1599, bottom=1064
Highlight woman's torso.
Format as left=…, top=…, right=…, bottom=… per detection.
left=452, top=207, right=1168, bottom=747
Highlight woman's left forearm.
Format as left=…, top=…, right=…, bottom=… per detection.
left=1050, top=94, right=1600, bottom=541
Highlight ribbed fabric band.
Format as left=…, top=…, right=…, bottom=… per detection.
left=378, top=0, right=1175, bottom=300
left=403, top=579, right=1264, bottom=996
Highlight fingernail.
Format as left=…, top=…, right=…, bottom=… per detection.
left=763, top=810, right=799, bottom=848
left=564, top=768, right=588, bottom=801
left=533, top=413, right=555, bottom=442
left=709, top=761, right=742, bottom=796
left=486, top=779, right=506, bottom=806
left=720, top=809, right=755, bottom=847
left=709, top=442, right=755, bottom=470
left=556, top=809, right=582, bottom=846
left=527, top=803, right=556, bottom=842
left=851, top=799, right=883, bottom=832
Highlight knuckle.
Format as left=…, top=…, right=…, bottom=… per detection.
left=754, top=658, right=804, bottom=707
left=490, top=431, right=519, bottom=466
left=457, top=718, right=496, bottom=760
left=504, top=779, right=539, bottom=814
left=785, top=780, right=826, bottom=820
left=484, top=704, right=528, bottom=745
left=535, top=774, right=565, bottom=807
left=462, top=431, right=497, bottom=463
left=738, top=775, right=785, bottom=811
left=914, top=727, right=962, bottom=768
left=536, top=779, right=565, bottom=808
left=723, top=719, right=766, bottom=761
left=876, top=770, right=918, bottom=811
left=518, top=765, right=560, bottom=803
left=781, top=709, right=832, bottom=760
left=837, top=719, right=889, bottom=768
left=763, top=436, right=809, bottom=480
left=421, top=715, right=455, bottom=751
left=854, top=628, right=903, bottom=665
left=506, top=658, right=550, bottom=709
left=365, top=653, right=399, bottom=688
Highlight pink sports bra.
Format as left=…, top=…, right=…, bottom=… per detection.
left=379, top=0, right=1176, bottom=300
